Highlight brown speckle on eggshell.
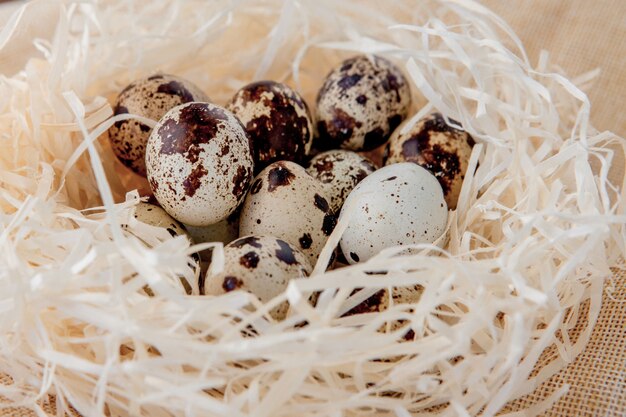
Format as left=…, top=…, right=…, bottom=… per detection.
left=203, top=235, right=312, bottom=320
left=227, top=81, right=313, bottom=173
left=315, top=55, right=411, bottom=152
left=108, top=74, right=209, bottom=176
left=239, top=161, right=336, bottom=265
left=384, top=112, right=475, bottom=209
left=146, top=102, right=254, bottom=226
left=306, top=150, right=377, bottom=213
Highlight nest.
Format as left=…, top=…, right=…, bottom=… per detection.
left=0, top=1, right=624, bottom=416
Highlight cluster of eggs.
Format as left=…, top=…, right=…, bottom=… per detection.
left=109, top=55, right=475, bottom=320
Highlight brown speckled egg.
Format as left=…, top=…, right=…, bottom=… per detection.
left=315, top=55, right=411, bottom=152
left=109, top=74, right=209, bottom=176
left=131, top=202, right=199, bottom=294
left=133, top=202, right=188, bottom=237
left=384, top=112, right=475, bottom=209
left=227, top=81, right=313, bottom=173
left=239, top=161, right=336, bottom=265
left=203, top=235, right=312, bottom=320
left=342, top=284, right=424, bottom=317
left=306, top=150, right=377, bottom=214
left=343, top=288, right=390, bottom=316
left=146, top=102, right=254, bottom=226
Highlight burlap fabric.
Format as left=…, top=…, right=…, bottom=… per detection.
left=484, top=2, right=626, bottom=415
left=1, top=0, right=624, bottom=416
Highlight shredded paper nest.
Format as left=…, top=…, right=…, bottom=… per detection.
left=0, top=1, right=624, bottom=416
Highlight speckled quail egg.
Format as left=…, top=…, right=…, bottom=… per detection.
left=342, top=280, right=423, bottom=320
left=146, top=102, right=254, bottom=227
left=343, top=288, right=389, bottom=316
left=203, top=235, right=312, bottom=320
left=133, top=202, right=188, bottom=237
left=306, top=150, right=377, bottom=214
left=227, top=81, right=313, bottom=173
left=339, top=163, right=448, bottom=264
left=239, top=161, right=336, bottom=265
left=385, top=112, right=475, bottom=209
left=315, top=55, right=411, bottom=152
left=108, top=74, right=209, bottom=176
left=130, top=202, right=199, bottom=294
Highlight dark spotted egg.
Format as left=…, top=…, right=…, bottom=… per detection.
left=146, top=102, right=254, bottom=226
left=340, top=163, right=447, bottom=264
left=385, top=112, right=475, bottom=209
left=108, top=74, right=209, bottom=176
left=239, top=161, right=336, bottom=265
left=227, top=81, right=313, bottom=173
left=130, top=202, right=199, bottom=294
left=315, top=55, right=411, bottom=152
left=133, top=202, right=188, bottom=237
left=203, top=235, right=312, bottom=320
left=306, top=150, right=376, bottom=214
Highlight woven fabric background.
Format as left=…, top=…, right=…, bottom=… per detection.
left=481, top=1, right=626, bottom=415
left=0, top=0, right=624, bottom=416
left=482, top=0, right=626, bottom=137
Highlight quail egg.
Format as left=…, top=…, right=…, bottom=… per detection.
left=146, top=102, right=254, bottom=226
left=239, top=161, right=336, bottom=265
left=227, top=81, right=313, bottom=173
left=339, top=163, right=448, bottom=264
left=203, top=235, right=312, bottom=320
left=109, top=74, right=209, bottom=176
left=315, top=55, right=411, bottom=152
left=130, top=202, right=199, bottom=294
left=385, top=112, right=475, bottom=209
left=306, top=150, right=377, bottom=213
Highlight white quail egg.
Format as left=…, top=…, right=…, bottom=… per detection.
left=339, top=163, right=448, bottom=264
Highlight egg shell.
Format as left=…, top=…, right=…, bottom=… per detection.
left=227, top=81, right=313, bottom=173
left=133, top=202, right=193, bottom=239
left=341, top=282, right=423, bottom=318
left=306, top=150, right=377, bottom=214
left=343, top=288, right=389, bottom=316
left=315, top=55, right=411, bottom=152
left=146, top=102, right=254, bottom=227
left=108, top=74, right=209, bottom=176
left=203, top=235, right=312, bottom=320
left=385, top=112, right=475, bottom=209
left=339, top=163, right=448, bottom=264
left=239, top=161, right=336, bottom=265
left=131, top=202, right=199, bottom=294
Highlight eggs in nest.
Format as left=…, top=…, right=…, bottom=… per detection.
left=109, top=55, right=475, bottom=320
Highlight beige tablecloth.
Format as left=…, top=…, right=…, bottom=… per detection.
left=482, top=0, right=626, bottom=137
left=0, top=1, right=624, bottom=416
left=483, top=3, right=626, bottom=415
